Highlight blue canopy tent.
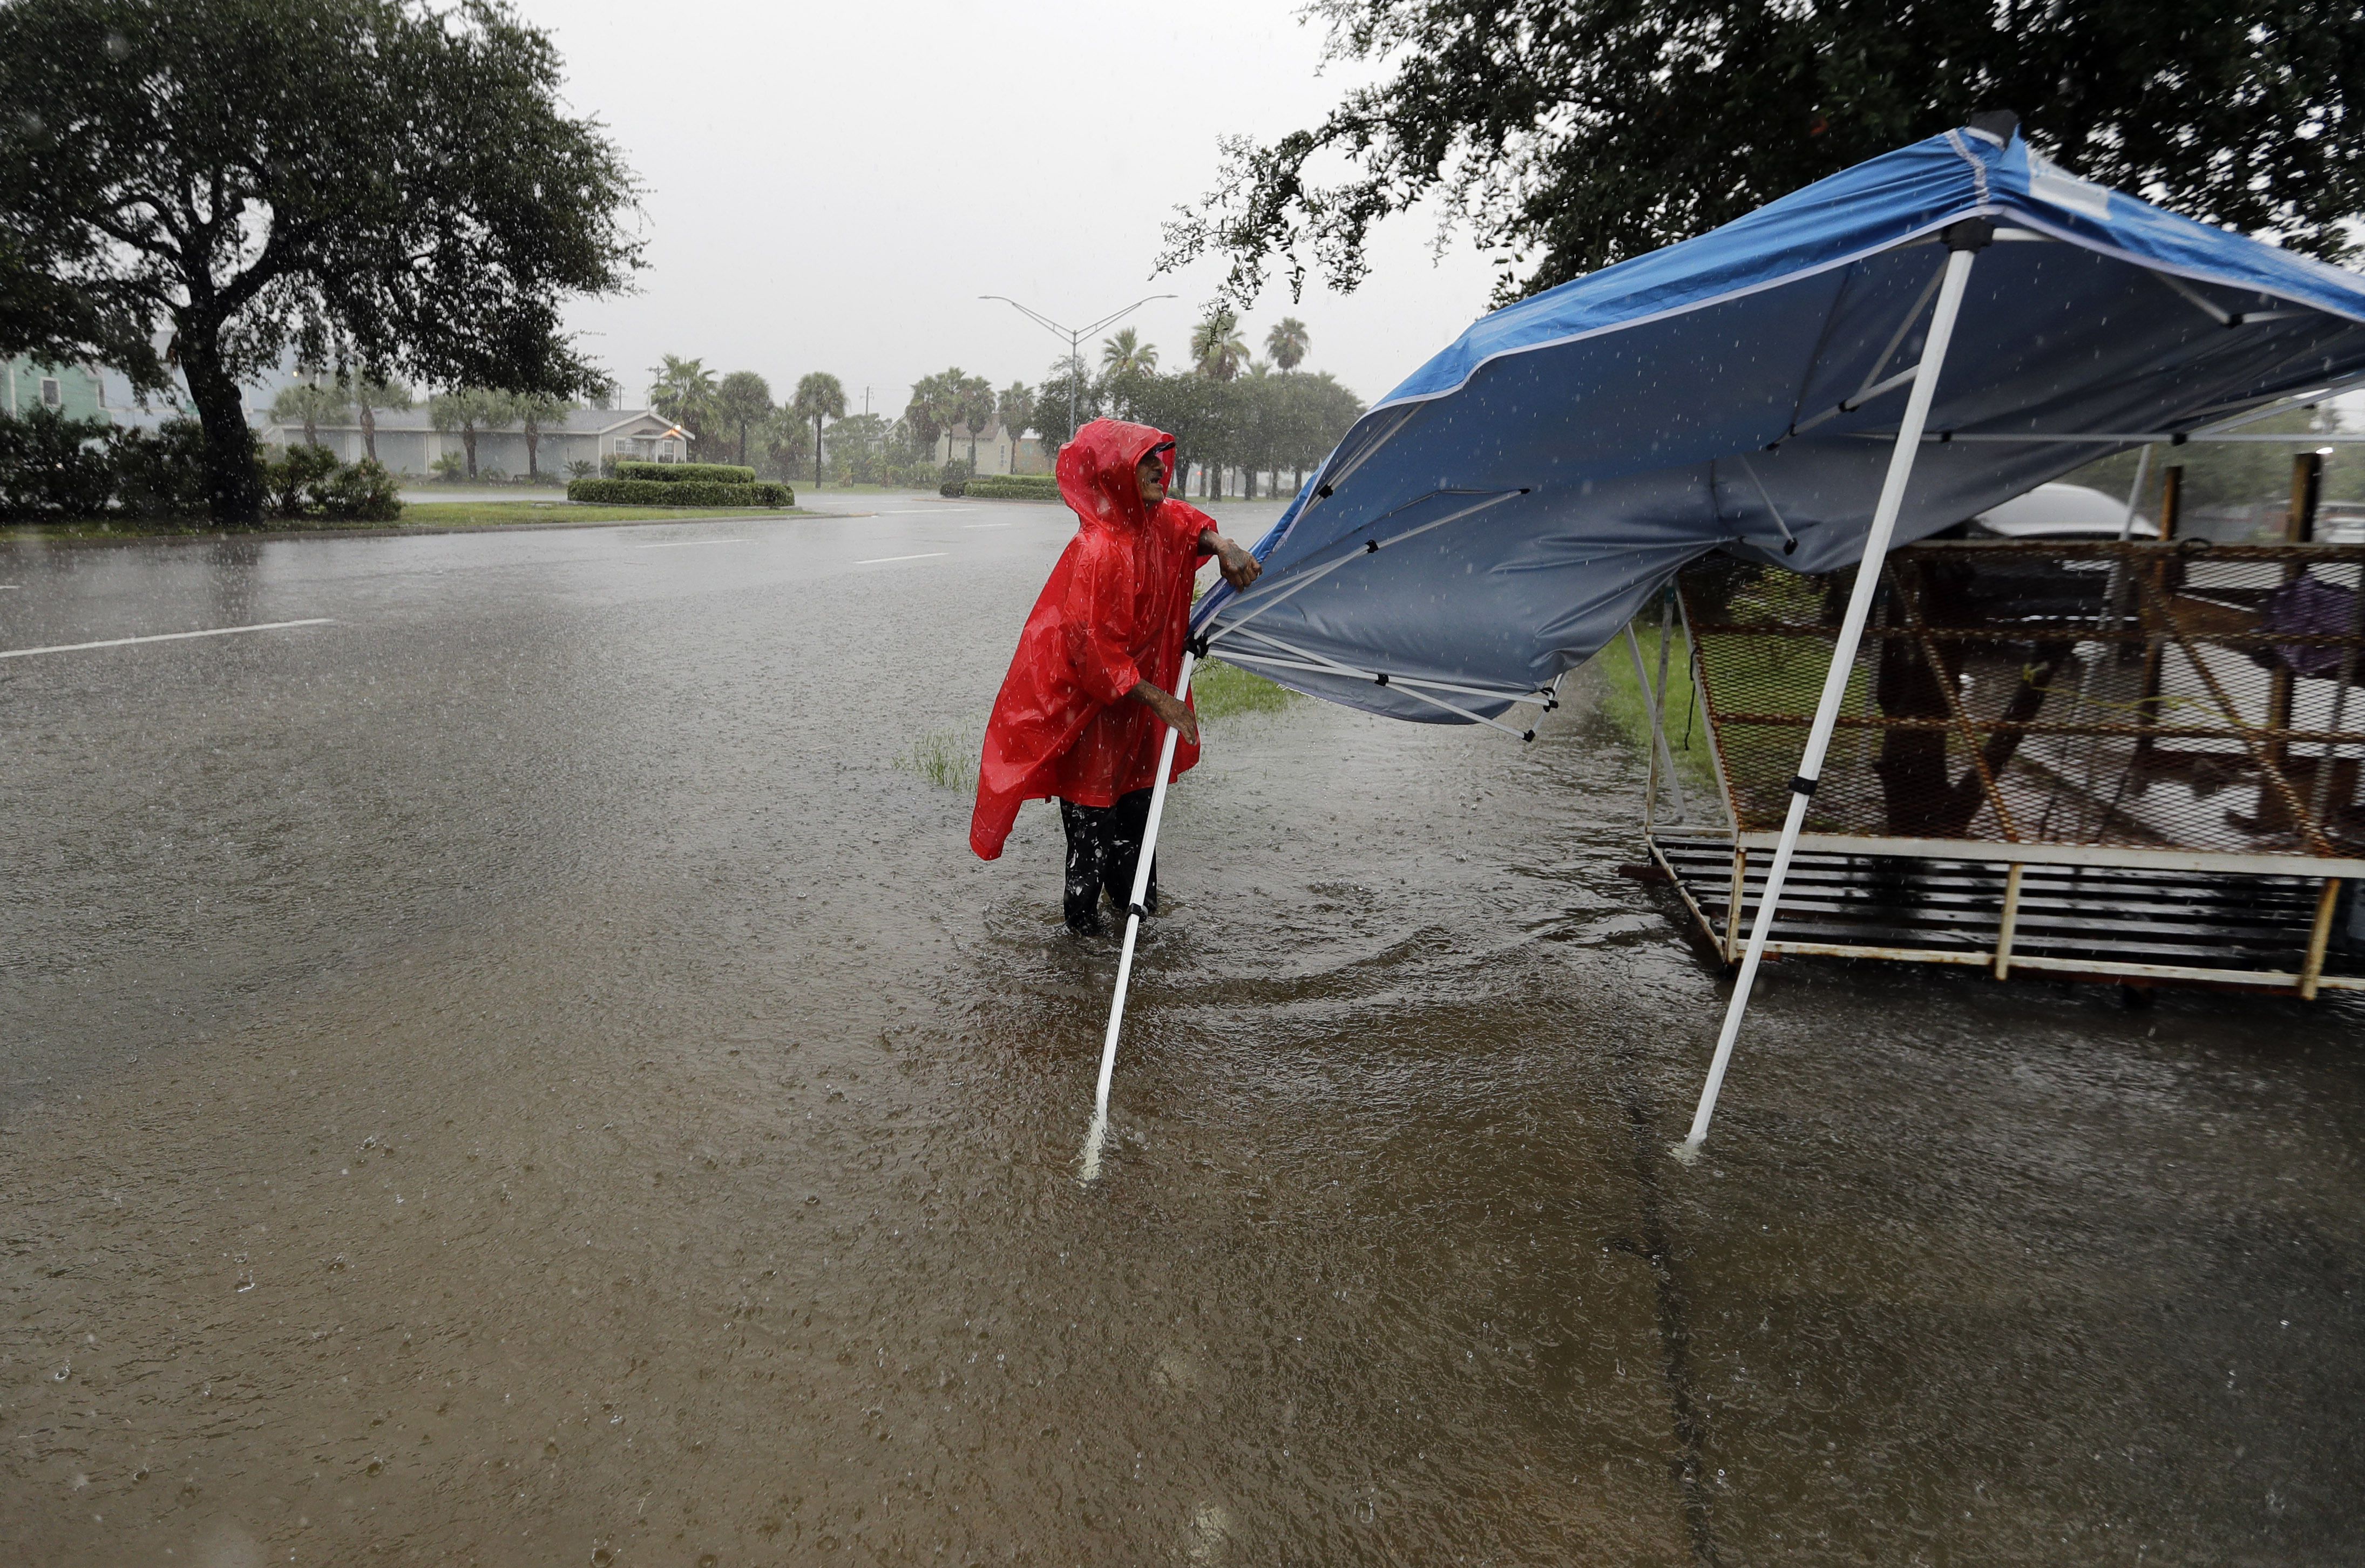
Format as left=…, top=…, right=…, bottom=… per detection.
left=1080, top=116, right=2365, bottom=1170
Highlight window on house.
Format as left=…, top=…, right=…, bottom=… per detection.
left=660, top=439, right=678, bottom=462
left=40, top=378, right=61, bottom=408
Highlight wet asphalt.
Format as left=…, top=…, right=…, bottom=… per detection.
left=2, top=493, right=2361, bottom=1565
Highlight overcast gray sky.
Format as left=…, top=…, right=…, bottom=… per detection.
left=504, top=0, right=1500, bottom=416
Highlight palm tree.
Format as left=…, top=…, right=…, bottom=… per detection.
left=997, top=382, right=1034, bottom=470
left=428, top=387, right=513, bottom=480
left=956, top=374, right=995, bottom=470
left=791, top=372, right=846, bottom=486
left=270, top=375, right=348, bottom=449
left=1190, top=308, right=1248, bottom=381
left=715, top=371, right=775, bottom=467
left=1100, top=328, right=1158, bottom=378
left=513, top=392, right=576, bottom=479
left=1265, top=316, right=1310, bottom=371
left=648, top=355, right=719, bottom=444
left=343, top=374, right=412, bottom=463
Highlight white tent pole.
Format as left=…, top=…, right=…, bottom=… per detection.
left=1677, top=228, right=1990, bottom=1158
left=1081, top=648, right=1198, bottom=1180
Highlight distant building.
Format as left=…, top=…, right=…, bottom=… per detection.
left=934, top=422, right=1049, bottom=476
left=4, top=358, right=110, bottom=422
left=257, top=406, right=694, bottom=477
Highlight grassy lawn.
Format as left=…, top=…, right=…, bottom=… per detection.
left=1192, top=657, right=1295, bottom=718
left=1590, top=621, right=1723, bottom=798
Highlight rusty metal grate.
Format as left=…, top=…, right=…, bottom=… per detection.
left=1677, top=541, right=2365, bottom=859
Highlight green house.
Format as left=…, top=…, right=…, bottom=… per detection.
left=3, top=357, right=110, bottom=422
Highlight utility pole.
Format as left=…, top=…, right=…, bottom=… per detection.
left=980, top=294, right=1175, bottom=444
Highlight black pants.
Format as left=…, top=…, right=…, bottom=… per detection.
left=1059, top=790, right=1157, bottom=934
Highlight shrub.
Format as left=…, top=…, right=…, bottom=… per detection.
left=940, top=476, right=967, bottom=498
left=612, top=460, right=756, bottom=484
left=0, top=406, right=117, bottom=519
left=965, top=473, right=1061, bottom=501
left=565, top=459, right=596, bottom=480
left=265, top=443, right=342, bottom=520
left=111, top=418, right=214, bottom=519
left=430, top=452, right=466, bottom=481
left=566, top=477, right=795, bottom=507
left=319, top=459, right=403, bottom=522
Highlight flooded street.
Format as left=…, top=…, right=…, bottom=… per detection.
left=4, top=499, right=2361, bottom=1565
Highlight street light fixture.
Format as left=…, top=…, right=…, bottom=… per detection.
left=980, top=293, right=1177, bottom=446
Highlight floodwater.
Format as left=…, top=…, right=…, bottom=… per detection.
left=3, top=497, right=2361, bottom=1565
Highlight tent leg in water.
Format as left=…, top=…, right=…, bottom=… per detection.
left=1676, top=229, right=1987, bottom=1160
left=1080, top=649, right=1198, bottom=1183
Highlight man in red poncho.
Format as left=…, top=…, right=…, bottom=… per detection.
left=970, top=418, right=1262, bottom=934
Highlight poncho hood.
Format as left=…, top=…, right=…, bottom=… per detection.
left=1056, top=419, right=1176, bottom=537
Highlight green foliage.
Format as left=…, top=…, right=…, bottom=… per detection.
left=1165, top=1, right=2365, bottom=304
left=110, top=419, right=215, bottom=519
left=1106, top=366, right=1365, bottom=498
left=1100, top=329, right=1158, bottom=377
left=964, top=473, right=1061, bottom=500
left=897, top=730, right=977, bottom=792
left=791, top=372, right=848, bottom=485
left=938, top=458, right=973, bottom=498
left=1264, top=317, right=1310, bottom=371
left=0, top=412, right=397, bottom=525
left=564, top=459, right=597, bottom=481
left=1592, top=621, right=1719, bottom=799
left=1032, top=355, right=1104, bottom=451
left=612, top=461, right=758, bottom=484
left=512, top=391, right=576, bottom=477
left=430, top=452, right=466, bottom=481
left=648, top=356, right=717, bottom=444
left=0, top=0, right=643, bottom=524
left=270, top=377, right=350, bottom=445
left=429, top=386, right=515, bottom=479
left=0, top=406, right=116, bottom=518
left=265, top=444, right=342, bottom=519
left=567, top=478, right=792, bottom=506
left=906, top=368, right=991, bottom=463
left=715, top=370, right=774, bottom=468
left=997, top=382, right=1034, bottom=454
left=1191, top=659, right=1296, bottom=719
left=317, top=458, right=402, bottom=522
left=1190, top=308, right=1249, bottom=380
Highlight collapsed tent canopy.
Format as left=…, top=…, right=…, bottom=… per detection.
left=1192, top=122, right=2365, bottom=726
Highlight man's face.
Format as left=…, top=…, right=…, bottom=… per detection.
left=1136, top=453, right=1167, bottom=506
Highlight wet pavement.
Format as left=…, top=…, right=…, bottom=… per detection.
left=3, top=498, right=2361, bottom=1565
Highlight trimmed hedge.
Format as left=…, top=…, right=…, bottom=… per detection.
left=612, top=460, right=757, bottom=484
left=964, top=473, right=1061, bottom=500
left=568, top=478, right=794, bottom=507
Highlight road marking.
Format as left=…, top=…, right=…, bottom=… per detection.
left=631, top=539, right=746, bottom=549
left=0, top=618, right=335, bottom=660
left=856, top=552, right=948, bottom=565
left=961, top=523, right=1012, bottom=530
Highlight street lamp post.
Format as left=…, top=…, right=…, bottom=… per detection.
left=980, top=293, right=1176, bottom=448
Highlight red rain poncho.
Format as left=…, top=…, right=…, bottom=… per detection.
left=970, top=419, right=1215, bottom=860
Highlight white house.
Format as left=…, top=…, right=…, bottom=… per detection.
left=259, top=405, right=694, bottom=477
left=933, top=422, right=1051, bottom=476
